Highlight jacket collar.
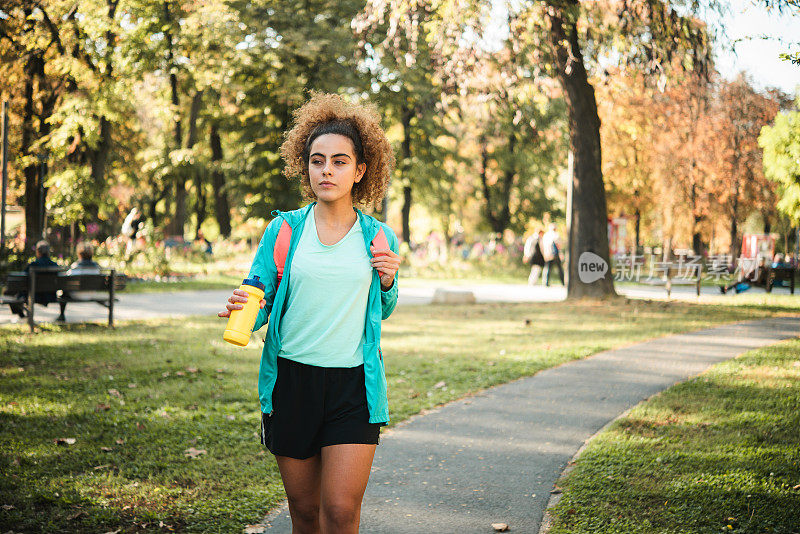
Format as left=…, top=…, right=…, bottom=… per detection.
left=273, top=201, right=380, bottom=242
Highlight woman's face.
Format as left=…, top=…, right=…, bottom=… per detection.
left=308, top=133, right=366, bottom=204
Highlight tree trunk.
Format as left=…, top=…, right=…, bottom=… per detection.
left=546, top=3, right=616, bottom=298
left=85, top=0, right=118, bottom=236
left=478, top=135, right=499, bottom=232
left=164, top=0, right=184, bottom=237
left=185, top=90, right=205, bottom=238
left=400, top=104, right=412, bottom=244
left=479, top=131, right=515, bottom=235
left=634, top=206, right=641, bottom=252
left=85, top=116, right=111, bottom=224
left=730, top=167, right=741, bottom=258
left=498, top=131, right=516, bottom=233
left=210, top=123, right=231, bottom=237
left=22, top=47, right=45, bottom=254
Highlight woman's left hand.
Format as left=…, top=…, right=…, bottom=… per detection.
left=370, top=246, right=402, bottom=290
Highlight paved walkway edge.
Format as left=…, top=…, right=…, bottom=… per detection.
left=537, top=318, right=799, bottom=534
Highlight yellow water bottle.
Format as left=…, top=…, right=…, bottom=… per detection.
left=223, top=276, right=266, bottom=347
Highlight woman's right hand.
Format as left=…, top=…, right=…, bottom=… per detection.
left=218, top=289, right=267, bottom=318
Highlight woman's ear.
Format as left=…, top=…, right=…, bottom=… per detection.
left=354, top=162, right=367, bottom=183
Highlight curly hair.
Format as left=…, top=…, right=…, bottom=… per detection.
left=280, top=92, right=395, bottom=206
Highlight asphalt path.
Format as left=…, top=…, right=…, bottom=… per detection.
left=0, top=281, right=786, bottom=326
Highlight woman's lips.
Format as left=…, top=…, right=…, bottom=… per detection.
left=320, top=181, right=335, bottom=187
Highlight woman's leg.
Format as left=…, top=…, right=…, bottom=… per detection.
left=528, top=265, right=542, bottom=285
left=275, top=453, right=322, bottom=534
left=319, top=443, right=376, bottom=534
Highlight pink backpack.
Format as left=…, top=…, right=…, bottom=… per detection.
left=273, top=219, right=389, bottom=284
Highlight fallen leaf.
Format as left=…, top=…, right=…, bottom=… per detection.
left=162, top=371, right=171, bottom=378
left=215, top=368, right=225, bottom=373
left=226, top=415, right=235, bottom=420
left=433, top=381, right=446, bottom=389
left=115, top=438, right=124, bottom=445
left=2, top=504, right=14, bottom=510
left=96, top=403, right=111, bottom=412
left=491, top=523, right=509, bottom=532
left=127, top=383, right=137, bottom=388
left=100, top=447, right=113, bottom=452
left=244, top=525, right=267, bottom=533
left=93, top=464, right=111, bottom=470
left=186, top=367, right=198, bottom=373
left=67, top=510, right=86, bottom=520
left=108, top=389, right=122, bottom=398
left=175, top=371, right=185, bottom=377
left=793, top=484, right=800, bottom=490
left=184, top=447, right=207, bottom=459
left=54, top=438, right=76, bottom=445
left=102, top=530, right=121, bottom=534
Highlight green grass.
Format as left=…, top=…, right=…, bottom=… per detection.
left=0, top=298, right=797, bottom=532
left=123, top=273, right=244, bottom=294
left=545, top=337, right=800, bottom=534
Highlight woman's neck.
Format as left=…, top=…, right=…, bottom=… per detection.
left=313, top=198, right=357, bottom=229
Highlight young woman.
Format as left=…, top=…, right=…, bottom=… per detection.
left=218, top=93, right=401, bottom=533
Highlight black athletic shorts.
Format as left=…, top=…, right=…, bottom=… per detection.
left=260, top=356, right=381, bottom=460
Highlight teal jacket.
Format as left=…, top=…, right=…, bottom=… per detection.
left=247, top=202, right=399, bottom=424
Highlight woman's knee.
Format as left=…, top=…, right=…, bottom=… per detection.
left=287, top=495, right=320, bottom=524
left=320, top=500, right=359, bottom=529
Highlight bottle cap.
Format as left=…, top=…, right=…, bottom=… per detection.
left=242, top=275, right=265, bottom=291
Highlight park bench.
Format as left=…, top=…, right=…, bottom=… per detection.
left=0, top=266, right=126, bottom=331
left=765, top=266, right=796, bottom=294
left=614, top=254, right=703, bottom=298
left=636, top=262, right=703, bottom=298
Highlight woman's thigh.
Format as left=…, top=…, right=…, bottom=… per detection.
left=319, top=443, right=376, bottom=506
left=275, top=453, right=322, bottom=505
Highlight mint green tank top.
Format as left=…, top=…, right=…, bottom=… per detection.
left=277, top=207, right=371, bottom=367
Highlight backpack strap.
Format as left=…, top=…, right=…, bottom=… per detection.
left=371, top=226, right=389, bottom=253
left=274, top=219, right=292, bottom=284
left=274, top=220, right=389, bottom=285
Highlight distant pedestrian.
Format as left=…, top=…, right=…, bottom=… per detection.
left=121, top=207, right=143, bottom=256
left=541, top=224, right=564, bottom=286
left=524, top=229, right=545, bottom=285
left=195, top=229, right=213, bottom=255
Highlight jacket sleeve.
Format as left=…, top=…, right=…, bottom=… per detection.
left=248, top=217, right=281, bottom=332
left=379, top=223, right=400, bottom=320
